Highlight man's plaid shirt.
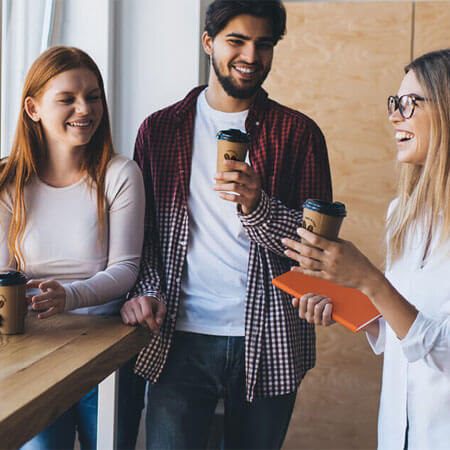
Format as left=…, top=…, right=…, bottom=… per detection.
left=131, top=86, right=332, bottom=401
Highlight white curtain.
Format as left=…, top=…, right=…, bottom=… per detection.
left=0, top=0, right=114, bottom=157
left=0, top=0, right=56, bottom=157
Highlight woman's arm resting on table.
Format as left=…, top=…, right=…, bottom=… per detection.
left=63, top=160, right=146, bottom=311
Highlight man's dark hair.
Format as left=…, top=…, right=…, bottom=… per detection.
left=204, top=0, right=287, bottom=45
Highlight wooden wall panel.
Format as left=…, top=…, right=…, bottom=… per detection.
left=263, top=2, right=412, bottom=449
left=414, top=1, right=450, bottom=57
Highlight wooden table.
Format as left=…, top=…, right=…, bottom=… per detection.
left=0, top=312, right=151, bottom=449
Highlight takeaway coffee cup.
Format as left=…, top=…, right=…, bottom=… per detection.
left=216, top=129, right=250, bottom=176
left=0, top=270, right=27, bottom=335
left=301, top=199, right=347, bottom=241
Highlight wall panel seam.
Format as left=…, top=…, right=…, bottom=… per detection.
left=411, top=1, right=416, bottom=61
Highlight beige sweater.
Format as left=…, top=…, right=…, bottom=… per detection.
left=0, top=155, right=145, bottom=312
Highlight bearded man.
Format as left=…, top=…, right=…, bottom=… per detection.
left=121, top=1, right=332, bottom=448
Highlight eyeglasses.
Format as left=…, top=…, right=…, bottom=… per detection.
left=387, top=94, right=425, bottom=119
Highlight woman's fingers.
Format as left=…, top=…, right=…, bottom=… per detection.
left=282, top=238, right=326, bottom=273
left=32, top=291, right=52, bottom=303
left=32, top=297, right=55, bottom=310
left=298, top=293, right=316, bottom=320
left=27, top=279, right=65, bottom=318
left=298, top=294, right=334, bottom=326
left=26, top=279, right=44, bottom=289
left=296, top=228, right=331, bottom=250
left=284, top=250, right=323, bottom=271
left=290, top=265, right=329, bottom=282
left=37, top=307, right=59, bottom=319
left=38, top=279, right=60, bottom=291
left=322, top=302, right=335, bottom=326
left=306, top=295, right=323, bottom=323
left=282, top=238, right=324, bottom=260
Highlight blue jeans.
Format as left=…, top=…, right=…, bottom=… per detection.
left=146, top=331, right=297, bottom=450
left=22, top=357, right=146, bottom=450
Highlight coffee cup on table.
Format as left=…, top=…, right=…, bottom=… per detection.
left=216, top=129, right=250, bottom=182
left=0, top=270, right=27, bottom=335
left=301, top=199, right=347, bottom=241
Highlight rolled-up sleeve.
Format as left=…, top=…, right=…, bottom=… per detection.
left=366, top=318, right=386, bottom=355
left=400, top=312, right=450, bottom=374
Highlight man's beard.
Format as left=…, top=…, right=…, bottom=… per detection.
left=211, top=54, right=270, bottom=99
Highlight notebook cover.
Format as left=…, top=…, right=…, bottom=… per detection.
left=272, top=271, right=382, bottom=333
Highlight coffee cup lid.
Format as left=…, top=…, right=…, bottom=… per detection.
left=303, top=199, right=347, bottom=217
left=0, top=270, right=27, bottom=286
left=216, top=129, right=250, bottom=143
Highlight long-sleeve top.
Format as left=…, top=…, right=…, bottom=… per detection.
left=0, top=155, right=145, bottom=312
left=131, top=86, right=332, bottom=401
left=368, top=202, right=450, bottom=449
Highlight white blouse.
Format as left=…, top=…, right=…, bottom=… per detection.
left=0, top=155, right=145, bottom=314
left=368, top=207, right=450, bottom=450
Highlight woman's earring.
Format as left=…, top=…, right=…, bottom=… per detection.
left=33, top=115, right=40, bottom=121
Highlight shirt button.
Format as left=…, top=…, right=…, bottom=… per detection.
left=175, top=277, right=181, bottom=283
left=255, top=121, right=260, bottom=126
left=180, top=241, right=187, bottom=247
left=169, top=313, right=177, bottom=320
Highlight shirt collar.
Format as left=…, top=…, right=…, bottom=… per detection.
left=174, top=85, right=270, bottom=126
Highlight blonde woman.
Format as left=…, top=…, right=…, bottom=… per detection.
left=282, top=48, right=450, bottom=449
left=0, top=47, right=146, bottom=449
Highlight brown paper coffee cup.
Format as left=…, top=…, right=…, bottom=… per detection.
left=216, top=140, right=248, bottom=173
left=216, top=129, right=250, bottom=176
left=301, top=199, right=346, bottom=241
left=0, top=271, right=27, bottom=335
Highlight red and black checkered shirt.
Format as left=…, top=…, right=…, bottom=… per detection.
left=131, top=86, right=332, bottom=401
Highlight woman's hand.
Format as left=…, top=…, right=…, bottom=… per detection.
left=282, top=227, right=381, bottom=295
left=27, top=279, right=66, bottom=319
left=293, top=293, right=335, bottom=326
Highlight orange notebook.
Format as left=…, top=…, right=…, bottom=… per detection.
left=272, top=271, right=382, bottom=333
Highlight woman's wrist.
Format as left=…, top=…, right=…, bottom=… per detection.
left=360, top=266, right=387, bottom=301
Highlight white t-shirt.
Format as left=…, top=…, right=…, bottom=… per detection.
left=367, top=200, right=450, bottom=449
left=0, top=155, right=145, bottom=315
left=176, top=90, right=250, bottom=336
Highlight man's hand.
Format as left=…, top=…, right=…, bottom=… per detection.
left=27, top=279, right=66, bottom=319
left=120, top=296, right=167, bottom=335
left=213, top=160, right=261, bottom=215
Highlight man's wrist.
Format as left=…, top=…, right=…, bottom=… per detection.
left=241, top=192, right=261, bottom=215
left=237, top=189, right=269, bottom=226
left=128, top=289, right=166, bottom=304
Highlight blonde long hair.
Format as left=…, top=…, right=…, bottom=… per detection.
left=387, top=49, right=450, bottom=265
left=0, top=46, right=115, bottom=269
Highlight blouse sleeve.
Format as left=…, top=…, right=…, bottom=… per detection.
left=400, top=311, right=450, bottom=374
left=365, top=201, right=397, bottom=355
left=63, top=159, right=145, bottom=310
left=366, top=318, right=386, bottom=354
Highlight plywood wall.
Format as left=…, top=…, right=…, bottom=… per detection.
left=263, top=2, right=450, bottom=449
left=414, top=1, right=450, bottom=58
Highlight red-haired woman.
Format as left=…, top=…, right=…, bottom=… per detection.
left=0, top=46, right=145, bottom=450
